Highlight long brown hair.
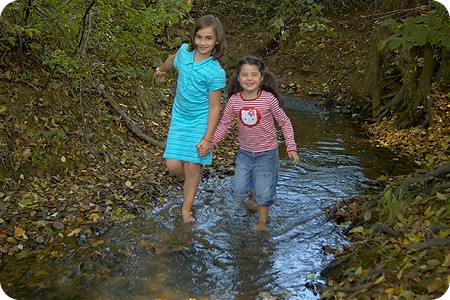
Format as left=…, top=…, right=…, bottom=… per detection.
left=188, top=15, right=227, bottom=59
left=227, top=56, right=283, bottom=107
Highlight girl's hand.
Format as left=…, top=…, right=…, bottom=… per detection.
left=196, top=138, right=213, bottom=156
left=153, top=67, right=166, bottom=83
left=288, top=151, right=299, bottom=165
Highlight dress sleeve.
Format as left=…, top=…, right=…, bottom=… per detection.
left=209, top=66, right=226, bottom=91
left=173, top=43, right=188, bottom=69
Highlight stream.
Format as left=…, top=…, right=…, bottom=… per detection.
left=1, top=98, right=416, bottom=299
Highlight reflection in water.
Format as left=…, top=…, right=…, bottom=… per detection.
left=1, top=99, right=416, bottom=300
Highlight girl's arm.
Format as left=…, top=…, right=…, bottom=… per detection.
left=212, top=98, right=235, bottom=147
left=197, top=89, right=222, bottom=152
left=154, top=54, right=175, bottom=83
left=270, top=96, right=299, bottom=164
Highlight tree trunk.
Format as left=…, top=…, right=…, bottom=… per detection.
left=418, top=42, right=436, bottom=127
left=396, top=47, right=421, bottom=129
left=436, top=48, right=450, bottom=85
left=348, top=30, right=387, bottom=119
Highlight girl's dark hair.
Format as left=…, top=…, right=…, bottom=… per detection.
left=188, top=15, right=227, bottom=59
left=227, top=56, right=283, bottom=107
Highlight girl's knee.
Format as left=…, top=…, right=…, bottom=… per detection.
left=165, top=159, right=183, bottom=177
left=184, top=162, right=201, bottom=177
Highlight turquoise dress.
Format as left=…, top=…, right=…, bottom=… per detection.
left=163, top=43, right=226, bottom=165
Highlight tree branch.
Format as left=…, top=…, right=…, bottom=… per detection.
left=324, top=65, right=357, bottom=107
left=76, top=0, right=96, bottom=53
left=102, top=90, right=166, bottom=150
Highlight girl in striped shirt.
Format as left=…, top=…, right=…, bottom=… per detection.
left=201, top=56, right=299, bottom=231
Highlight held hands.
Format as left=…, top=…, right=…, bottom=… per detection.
left=196, top=137, right=213, bottom=157
left=288, top=151, right=299, bottom=165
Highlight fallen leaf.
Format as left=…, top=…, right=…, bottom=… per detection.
left=349, top=226, right=365, bottom=233
left=374, top=274, right=385, bottom=285
left=14, top=227, right=26, bottom=238
left=427, top=279, right=444, bottom=293
left=67, top=228, right=82, bottom=237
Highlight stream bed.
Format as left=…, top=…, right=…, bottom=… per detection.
left=1, top=98, right=416, bottom=299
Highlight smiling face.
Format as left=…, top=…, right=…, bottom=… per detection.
left=194, top=26, right=218, bottom=59
left=238, top=64, right=263, bottom=99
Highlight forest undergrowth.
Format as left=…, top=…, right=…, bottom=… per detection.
left=0, top=1, right=449, bottom=299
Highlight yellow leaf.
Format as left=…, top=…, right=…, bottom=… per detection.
left=442, top=253, right=450, bottom=267
left=402, top=262, right=415, bottom=270
left=355, top=267, right=363, bottom=276
left=397, top=268, right=404, bottom=280
left=67, top=228, right=82, bottom=237
left=374, top=274, right=385, bottom=285
left=385, top=287, right=396, bottom=295
left=90, top=213, right=99, bottom=222
left=427, top=279, right=444, bottom=293
left=388, top=237, right=398, bottom=244
left=424, top=205, right=434, bottom=218
left=438, top=229, right=450, bottom=239
left=408, top=234, right=422, bottom=244
left=91, top=239, right=104, bottom=246
left=14, top=227, right=26, bottom=238
left=349, top=226, right=364, bottom=233
left=436, top=192, right=447, bottom=201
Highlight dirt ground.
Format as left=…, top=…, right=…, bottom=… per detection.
left=221, top=9, right=374, bottom=106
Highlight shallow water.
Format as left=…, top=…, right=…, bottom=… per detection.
left=1, top=98, right=416, bottom=299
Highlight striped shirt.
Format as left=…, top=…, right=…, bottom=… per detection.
left=213, top=90, right=298, bottom=153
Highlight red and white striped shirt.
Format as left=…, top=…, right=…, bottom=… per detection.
left=213, top=90, right=298, bottom=153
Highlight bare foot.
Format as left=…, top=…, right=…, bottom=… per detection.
left=182, top=212, right=195, bottom=224
left=251, top=221, right=267, bottom=232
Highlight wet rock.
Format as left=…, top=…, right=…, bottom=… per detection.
left=77, top=234, right=87, bottom=244
left=35, top=236, right=45, bottom=244
left=53, top=221, right=64, bottom=230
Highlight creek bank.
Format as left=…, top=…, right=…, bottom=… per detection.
left=319, top=162, right=450, bottom=299
left=0, top=83, right=239, bottom=261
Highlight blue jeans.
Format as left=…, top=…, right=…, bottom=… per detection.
left=231, top=148, right=279, bottom=207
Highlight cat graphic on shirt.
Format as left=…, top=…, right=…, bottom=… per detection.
left=240, top=107, right=261, bottom=128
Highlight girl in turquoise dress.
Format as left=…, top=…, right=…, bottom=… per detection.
left=154, top=15, right=227, bottom=223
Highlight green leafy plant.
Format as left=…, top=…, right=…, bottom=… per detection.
left=378, top=3, right=450, bottom=51
left=268, top=0, right=335, bottom=48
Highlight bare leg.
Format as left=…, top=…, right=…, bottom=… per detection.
left=253, top=205, right=270, bottom=232
left=247, top=189, right=258, bottom=211
left=181, top=162, right=201, bottom=223
left=165, top=159, right=201, bottom=223
left=165, top=159, right=185, bottom=178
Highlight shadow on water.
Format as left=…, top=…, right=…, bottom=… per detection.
left=1, top=98, right=417, bottom=299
